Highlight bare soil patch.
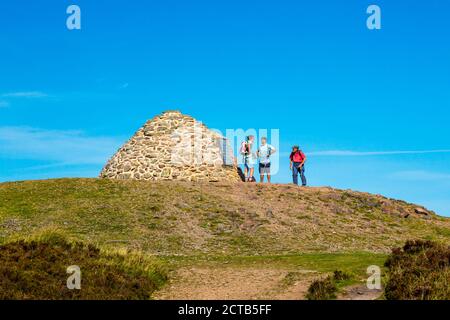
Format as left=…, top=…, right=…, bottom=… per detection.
left=154, top=265, right=317, bottom=300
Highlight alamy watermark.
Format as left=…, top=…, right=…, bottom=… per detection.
left=169, top=120, right=281, bottom=174
left=367, top=5, right=382, bottom=30
left=66, top=265, right=81, bottom=290
left=66, top=5, right=381, bottom=31
left=66, top=5, right=81, bottom=30
left=366, top=265, right=381, bottom=290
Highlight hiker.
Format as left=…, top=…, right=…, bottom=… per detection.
left=289, top=145, right=307, bottom=186
left=256, top=137, right=276, bottom=183
left=240, top=135, right=256, bottom=182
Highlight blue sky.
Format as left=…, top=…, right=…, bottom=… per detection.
left=1, top=0, right=449, bottom=216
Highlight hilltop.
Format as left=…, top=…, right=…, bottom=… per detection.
left=1, top=178, right=448, bottom=254
left=0, top=178, right=449, bottom=299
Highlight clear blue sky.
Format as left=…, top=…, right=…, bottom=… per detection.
left=1, top=0, right=449, bottom=216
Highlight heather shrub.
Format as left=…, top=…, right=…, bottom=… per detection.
left=384, top=240, right=450, bottom=300
left=0, top=234, right=167, bottom=300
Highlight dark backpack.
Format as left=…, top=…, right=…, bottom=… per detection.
left=297, top=150, right=306, bottom=162
left=240, top=141, right=251, bottom=155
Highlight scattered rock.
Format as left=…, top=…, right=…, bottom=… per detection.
left=414, top=207, right=429, bottom=216
left=1, top=219, right=22, bottom=231
left=265, top=209, right=274, bottom=218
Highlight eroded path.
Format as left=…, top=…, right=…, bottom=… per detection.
left=153, top=253, right=387, bottom=300
left=337, top=284, right=383, bottom=300
left=154, top=265, right=317, bottom=300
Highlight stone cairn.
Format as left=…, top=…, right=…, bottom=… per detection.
left=99, top=111, right=243, bottom=182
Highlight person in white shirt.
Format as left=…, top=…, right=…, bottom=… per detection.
left=256, top=137, right=276, bottom=183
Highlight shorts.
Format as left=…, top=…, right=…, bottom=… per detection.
left=244, top=156, right=255, bottom=169
left=259, top=162, right=271, bottom=174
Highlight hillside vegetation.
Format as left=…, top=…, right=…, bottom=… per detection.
left=384, top=240, right=450, bottom=300
left=0, top=179, right=450, bottom=255
left=0, top=178, right=448, bottom=255
left=0, top=232, right=167, bottom=299
left=1, top=178, right=449, bottom=299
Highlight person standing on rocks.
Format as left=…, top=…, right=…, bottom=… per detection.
left=240, top=135, right=256, bottom=182
left=289, top=145, right=307, bottom=186
left=257, top=137, right=276, bottom=183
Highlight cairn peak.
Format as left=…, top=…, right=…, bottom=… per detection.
left=100, top=111, right=242, bottom=182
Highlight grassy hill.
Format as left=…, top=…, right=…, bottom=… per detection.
left=0, top=178, right=449, bottom=299
left=1, top=178, right=448, bottom=254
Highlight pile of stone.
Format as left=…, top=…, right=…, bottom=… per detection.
left=99, top=111, right=242, bottom=182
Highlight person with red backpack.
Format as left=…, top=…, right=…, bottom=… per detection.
left=289, top=145, right=307, bottom=186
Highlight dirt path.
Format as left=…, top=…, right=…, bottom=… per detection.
left=337, top=284, right=383, bottom=300
left=154, top=265, right=318, bottom=300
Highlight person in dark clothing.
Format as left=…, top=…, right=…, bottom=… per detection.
left=289, top=145, right=307, bottom=186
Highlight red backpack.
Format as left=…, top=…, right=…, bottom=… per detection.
left=291, top=150, right=306, bottom=162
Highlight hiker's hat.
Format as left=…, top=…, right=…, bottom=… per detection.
left=293, top=145, right=299, bottom=149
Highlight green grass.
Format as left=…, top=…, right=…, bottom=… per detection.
left=159, top=252, right=387, bottom=279
left=435, top=226, right=450, bottom=237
